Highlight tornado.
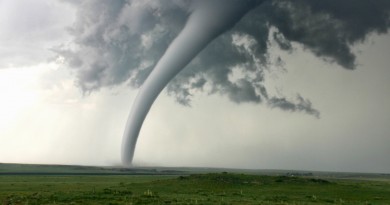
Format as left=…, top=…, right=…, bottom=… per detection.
left=121, top=0, right=264, bottom=166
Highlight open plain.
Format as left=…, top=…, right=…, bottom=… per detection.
left=1, top=163, right=390, bottom=204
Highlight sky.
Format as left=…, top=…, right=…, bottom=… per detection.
left=0, top=0, right=389, bottom=173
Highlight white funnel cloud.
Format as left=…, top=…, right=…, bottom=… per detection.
left=121, top=0, right=263, bottom=166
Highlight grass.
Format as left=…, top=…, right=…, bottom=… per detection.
left=1, top=173, right=390, bottom=204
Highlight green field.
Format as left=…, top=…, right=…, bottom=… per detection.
left=0, top=164, right=390, bottom=204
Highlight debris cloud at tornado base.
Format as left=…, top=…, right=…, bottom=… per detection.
left=55, top=0, right=390, bottom=166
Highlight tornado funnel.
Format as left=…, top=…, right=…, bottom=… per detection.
left=121, top=0, right=263, bottom=166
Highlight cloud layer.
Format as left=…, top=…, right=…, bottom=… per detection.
left=0, top=0, right=73, bottom=68
left=55, top=0, right=390, bottom=116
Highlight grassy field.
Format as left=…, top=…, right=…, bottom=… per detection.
left=1, top=172, right=390, bottom=205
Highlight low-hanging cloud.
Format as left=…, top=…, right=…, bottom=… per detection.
left=55, top=0, right=390, bottom=116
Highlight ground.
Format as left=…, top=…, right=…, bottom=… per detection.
left=0, top=163, right=389, bottom=204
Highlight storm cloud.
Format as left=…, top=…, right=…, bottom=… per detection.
left=55, top=0, right=390, bottom=116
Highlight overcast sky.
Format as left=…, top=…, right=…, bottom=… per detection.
left=0, top=0, right=389, bottom=173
